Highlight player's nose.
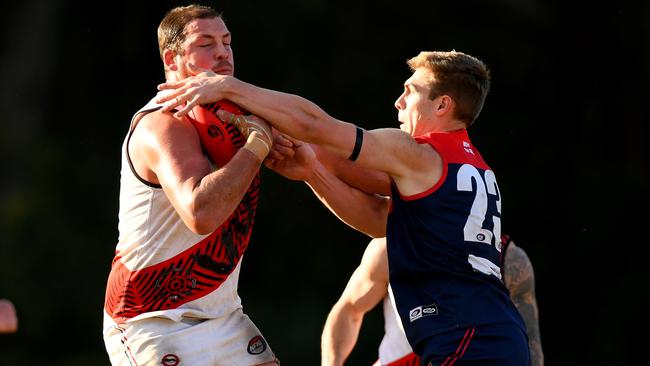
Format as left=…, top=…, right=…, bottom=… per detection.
left=394, top=94, right=405, bottom=110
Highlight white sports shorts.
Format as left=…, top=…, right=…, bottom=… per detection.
left=104, top=309, right=278, bottom=366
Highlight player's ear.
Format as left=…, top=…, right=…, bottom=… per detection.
left=163, top=49, right=179, bottom=72
left=435, top=95, right=454, bottom=116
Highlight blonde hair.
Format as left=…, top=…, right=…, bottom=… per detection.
left=407, top=51, right=490, bottom=126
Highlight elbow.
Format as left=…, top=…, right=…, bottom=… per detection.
left=185, top=213, right=218, bottom=235
left=182, top=202, right=224, bottom=235
left=187, top=221, right=216, bottom=236
left=367, top=199, right=388, bottom=238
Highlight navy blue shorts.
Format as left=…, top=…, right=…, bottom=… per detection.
left=421, top=323, right=530, bottom=366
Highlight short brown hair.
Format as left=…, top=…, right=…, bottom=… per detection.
left=407, top=51, right=490, bottom=126
left=157, top=4, right=222, bottom=59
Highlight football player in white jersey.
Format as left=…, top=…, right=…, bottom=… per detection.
left=103, top=5, right=277, bottom=366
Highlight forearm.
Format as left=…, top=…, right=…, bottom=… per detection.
left=314, top=144, right=391, bottom=196
left=530, top=338, right=544, bottom=366
left=305, top=162, right=388, bottom=237
left=222, top=78, right=355, bottom=158
left=183, top=148, right=262, bottom=234
left=321, top=304, right=363, bottom=366
left=520, top=298, right=544, bottom=366
left=512, top=294, right=543, bottom=366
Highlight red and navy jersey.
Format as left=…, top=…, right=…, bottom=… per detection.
left=386, top=129, right=526, bottom=355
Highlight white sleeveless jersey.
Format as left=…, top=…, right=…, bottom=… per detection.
left=378, top=285, right=415, bottom=364
left=103, top=94, right=255, bottom=331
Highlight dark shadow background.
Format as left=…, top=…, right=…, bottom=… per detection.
left=0, top=0, right=648, bottom=365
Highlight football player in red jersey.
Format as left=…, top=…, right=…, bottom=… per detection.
left=158, top=50, right=530, bottom=365
left=320, top=235, right=543, bottom=366
left=102, top=5, right=279, bottom=366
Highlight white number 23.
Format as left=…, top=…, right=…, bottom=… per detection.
left=456, top=164, right=502, bottom=251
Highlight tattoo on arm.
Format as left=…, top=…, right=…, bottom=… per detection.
left=504, top=245, right=545, bottom=366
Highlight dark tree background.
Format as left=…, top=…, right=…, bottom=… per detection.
left=0, top=0, right=648, bottom=365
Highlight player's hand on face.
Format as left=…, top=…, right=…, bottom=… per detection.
left=156, top=63, right=227, bottom=118
left=265, top=134, right=317, bottom=181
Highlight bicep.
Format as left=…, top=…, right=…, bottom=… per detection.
left=140, top=115, right=211, bottom=209
left=357, top=128, right=432, bottom=181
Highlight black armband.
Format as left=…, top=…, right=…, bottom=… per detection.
left=348, top=126, right=364, bottom=161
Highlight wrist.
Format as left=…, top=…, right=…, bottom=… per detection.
left=303, top=161, right=325, bottom=184
left=242, top=131, right=270, bottom=163
left=221, top=76, right=237, bottom=100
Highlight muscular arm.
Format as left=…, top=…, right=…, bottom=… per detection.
left=304, top=161, right=390, bottom=237
left=503, top=243, right=544, bottom=366
left=130, top=110, right=264, bottom=234
left=266, top=137, right=389, bottom=237
left=313, top=144, right=391, bottom=196
left=158, top=75, right=441, bottom=196
left=322, top=238, right=389, bottom=366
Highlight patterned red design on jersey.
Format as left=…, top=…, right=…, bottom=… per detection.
left=105, top=100, right=261, bottom=323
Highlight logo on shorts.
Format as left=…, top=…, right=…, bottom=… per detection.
left=160, top=354, right=180, bottom=366
left=409, top=303, right=438, bottom=322
left=247, top=335, right=267, bottom=355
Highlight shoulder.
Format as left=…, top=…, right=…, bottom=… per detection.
left=134, top=110, right=199, bottom=146
left=366, top=128, right=441, bottom=193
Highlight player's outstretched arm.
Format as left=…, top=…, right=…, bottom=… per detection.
left=305, top=162, right=389, bottom=237
left=156, top=71, right=437, bottom=194
left=266, top=134, right=389, bottom=237
left=322, top=238, right=389, bottom=366
left=504, top=242, right=544, bottom=366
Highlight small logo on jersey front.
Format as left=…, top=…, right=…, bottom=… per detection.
left=462, top=141, right=475, bottom=155
left=247, top=335, right=267, bottom=355
left=409, top=303, right=438, bottom=322
left=476, top=233, right=486, bottom=241
left=207, top=123, right=225, bottom=142
left=160, top=354, right=180, bottom=366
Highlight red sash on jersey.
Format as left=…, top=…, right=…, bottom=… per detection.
left=105, top=101, right=260, bottom=323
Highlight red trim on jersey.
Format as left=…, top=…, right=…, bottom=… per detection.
left=397, top=129, right=489, bottom=202
left=117, top=325, right=140, bottom=366
left=418, top=129, right=489, bottom=169
left=441, top=326, right=475, bottom=366
left=382, top=352, right=421, bottom=366
left=398, top=147, right=448, bottom=202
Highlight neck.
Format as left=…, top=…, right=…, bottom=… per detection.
left=425, top=119, right=466, bottom=134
